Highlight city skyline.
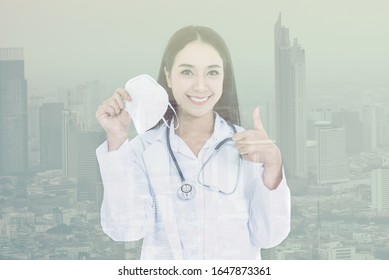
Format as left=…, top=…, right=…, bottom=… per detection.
left=1, top=1, right=389, bottom=260
left=1, top=1, right=388, bottom=97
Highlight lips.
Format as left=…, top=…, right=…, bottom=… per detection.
left=187, top=95, right=211, bottom=105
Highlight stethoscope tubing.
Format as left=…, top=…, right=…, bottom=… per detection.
left=166, top=120, right=240, bottom=200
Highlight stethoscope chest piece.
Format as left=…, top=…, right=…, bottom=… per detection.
left=177, top=183, right=196, bottom=200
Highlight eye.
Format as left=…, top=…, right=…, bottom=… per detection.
left=208, top=70, right=220, bottom=76
left=181, top=69, right=194, bottom=76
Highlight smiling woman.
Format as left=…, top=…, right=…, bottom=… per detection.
left=158, top=26, right=240, bottom=127
left=95, top=25, right=291, bottom=260
left=164, top=40, right=225, bottom=147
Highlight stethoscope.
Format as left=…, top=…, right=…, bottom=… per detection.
left=166, top=121, right=242, bottom=200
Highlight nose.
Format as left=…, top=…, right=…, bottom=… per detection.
left=193, top=75, right=208, bottom=92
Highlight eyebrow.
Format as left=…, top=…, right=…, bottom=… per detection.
left=178, top=63, right=222, bottom=68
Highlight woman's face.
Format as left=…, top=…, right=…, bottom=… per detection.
left=165, top=40, right=224, bottom=119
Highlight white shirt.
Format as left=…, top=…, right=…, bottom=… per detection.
left=96, top=114, right=291, bottom=260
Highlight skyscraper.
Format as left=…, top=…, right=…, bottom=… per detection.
left=40, top=103, right=64, bottom=170
left=0, top=48, right=28, bottom=175
left=362, top=103, right=385, bottom=153
left=315, top=121, right=349, bottom=185
left=274, top=14, right=307, bottom=179
left=331, top=110, right=363, bottom=156
left=62, top=109, right=78, bottom=179
left=76, top=130, right=105, bottom=207
left=371, top=165, right=389, bottom=214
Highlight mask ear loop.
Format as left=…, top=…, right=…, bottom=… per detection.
left=161, top=103, right=179, bottom=130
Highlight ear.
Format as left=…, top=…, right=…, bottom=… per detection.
left=164, top=67, right=172, bottom=88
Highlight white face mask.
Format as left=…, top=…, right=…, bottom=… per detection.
left=124, top=74, right=178, bottom=134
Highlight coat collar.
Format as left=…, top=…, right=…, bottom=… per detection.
left=140, top=113, right=235, bottom=148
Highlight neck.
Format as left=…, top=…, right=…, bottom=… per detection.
left=175, top=111, right=215, bottom=139
left=174, top=111, right=215, bottom=157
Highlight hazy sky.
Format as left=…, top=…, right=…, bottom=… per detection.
left=1, top=0, right=388, bottom=99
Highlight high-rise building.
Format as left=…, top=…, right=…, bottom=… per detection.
left=40, top=103, right=64, bottom=170
left=62, top=109, right=78, bottom=179
left=290, top=38, right=307, bottom=178
left=371, top=166, right=389, bottom=214
left=0, top=48, right=28, bottom=175
left=274, top=14, right=307, bottom=179
left=315, top=121, right=349, bottom=185
left=362, top=103, right=385, bottom=153
left=331, top=110, right=363, bottom=156
left=28, top=95, right=44, bottom=170
left=76, top=130, right=105, bottom=207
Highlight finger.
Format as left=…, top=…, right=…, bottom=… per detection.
left=104, top=98, right=123, bottom=115
left=234, top=142, right=260, bottom=155
left=253, top=106, right=263, bottom=131
left=113, top=91, right=126, bottom=110
left=232, top=131, right=252, bottom=142
left=96, top=104, right=116, bottom=118
left=114, top=88, right=131, bottom=102
left=233, top=130, right=267, bottom=143
left=232, top=133, right=245, bottom=142
left=242, top=154, right=257, bottom=162
left=235, top=145, right=250, bottom=156
left=235, top=139, right=274, bottom=146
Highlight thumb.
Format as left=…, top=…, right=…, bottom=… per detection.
left=253, top=106, right=263, bottom=131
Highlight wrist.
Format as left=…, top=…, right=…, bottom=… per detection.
left=107, top=133, right=128, bottom=151
left=262, top=161, right=283, bottom=190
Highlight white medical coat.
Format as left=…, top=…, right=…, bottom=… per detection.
left=96, top=114, right=291, bottom=259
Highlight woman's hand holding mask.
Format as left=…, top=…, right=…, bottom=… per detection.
left=233, top=107, right=283, bottom=190
left=96, top=88, right=132, bottom=151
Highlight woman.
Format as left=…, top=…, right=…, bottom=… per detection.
left=95, top=26, right=290, bottom=259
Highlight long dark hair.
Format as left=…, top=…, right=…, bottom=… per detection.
left=157, top=25, right=240, bottom=125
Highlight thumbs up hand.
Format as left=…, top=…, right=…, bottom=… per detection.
left=233, top=107, right=283, bottom=189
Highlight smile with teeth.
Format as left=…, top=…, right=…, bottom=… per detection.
left=189, top=96, right=209, bottom=102
left=187, top=95, right=212, bottom=105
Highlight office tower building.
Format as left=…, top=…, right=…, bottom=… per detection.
left=291, top=38, right=307, bottom=177
left=315, top=122, right=349, bottom=184
left=28, top=96, right=43, bottom=140
left=274, top=14, right=307, bottom=178
left=0, top=48, right=28, bottom=175
left=40, top=103, right=64, bottom=170
left=62, top=109, right=78, bottom=179
left=76, top=130, right=104, bottom=207
left=371, top=166, right=389, bottom=214
left=362, top=103, right=385, bottom=153
left=28, top=95, right=44, bottom=170
left=331, top=110, right=363, bottom=156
